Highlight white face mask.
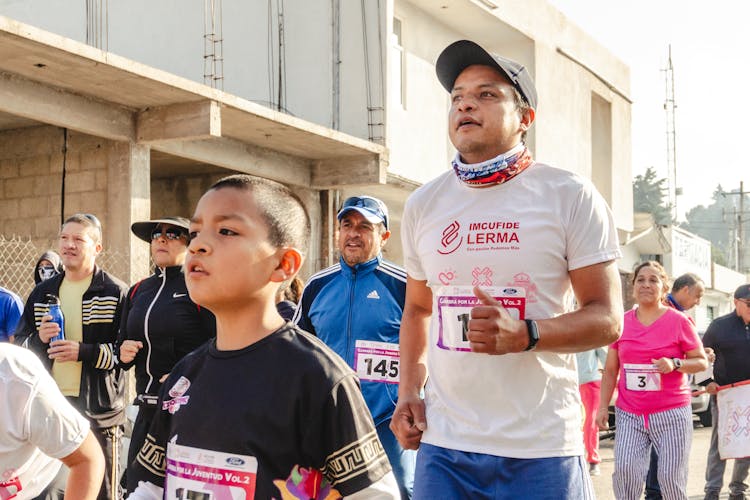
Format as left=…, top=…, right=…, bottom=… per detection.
left=38, top=265, right=57, bottom=281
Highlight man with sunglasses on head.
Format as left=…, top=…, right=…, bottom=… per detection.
left=701, top=284, right=750, bottom=500
left=391, top=40, right=623, bottom=499
left=15, top=213, right=128, bottom=500
left=294, top=195, right=416, bottom=499
left=116, top=217, right=215, bottom=495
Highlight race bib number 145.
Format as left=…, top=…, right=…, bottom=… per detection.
left=354, top=340, right=399, bottom=384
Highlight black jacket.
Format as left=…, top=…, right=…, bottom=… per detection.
left=702, top=310, right=750, bottom=386
left=117, top=265, right=215, bottom=399
left=14, top=266, right=128, bottom=428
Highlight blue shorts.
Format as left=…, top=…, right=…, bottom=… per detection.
left=413, top=443, right=594, bottom=500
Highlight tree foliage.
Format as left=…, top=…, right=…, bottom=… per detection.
left=632, top=167, right=673, bottom=225
left=681, top=184, right=746, bottom=268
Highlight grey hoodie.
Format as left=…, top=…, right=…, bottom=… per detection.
left=34, top=250, right=64, bottom=284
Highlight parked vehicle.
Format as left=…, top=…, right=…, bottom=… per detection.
left=692, top=382, right=711, bottom=427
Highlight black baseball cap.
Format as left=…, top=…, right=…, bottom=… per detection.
left=436, top=40, right=538, bottom=110
left=734, top=284, right=750, bottom=300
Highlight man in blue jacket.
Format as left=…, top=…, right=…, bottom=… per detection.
left=294, top=195, right=415, bottom=499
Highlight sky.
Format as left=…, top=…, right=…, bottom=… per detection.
left=547, top=0, right=749, bottom=218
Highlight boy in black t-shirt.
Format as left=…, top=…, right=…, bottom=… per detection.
left=127, top=175, right=396, bottom=499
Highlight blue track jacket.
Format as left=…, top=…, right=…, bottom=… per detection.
left=293, top=255, right=406, bottom=426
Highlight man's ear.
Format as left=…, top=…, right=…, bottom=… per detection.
left=520, top=107, right=535, bottom=131
left=271, top=248, right=303, bottom=283
left=380, top=229, right=391, bottom=247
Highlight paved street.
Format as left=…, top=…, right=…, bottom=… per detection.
left=591, top=422, right=745, bottom=499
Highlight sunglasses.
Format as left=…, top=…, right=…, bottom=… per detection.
left=341, top=196, right=388, bottom=229
left=151, top=229, right=187, bottom=241
left=81, top=213, right=101, bottom=229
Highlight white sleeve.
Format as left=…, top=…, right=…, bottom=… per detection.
left=126, top=481, right=163, bottom=500
left=401, top=196, right=426, bottom=281
left=27, top=366, right=89, bottom=459
left=565, top=178, right=622, bottom=271
left=344, top=471, right=399, bottom=499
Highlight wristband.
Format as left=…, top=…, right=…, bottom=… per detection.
left=524, top=319, right=539, bottom=351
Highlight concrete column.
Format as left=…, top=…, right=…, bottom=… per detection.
left=107, top=142, right=151, bottom=284
left=288, top=186, right=321, bottom=281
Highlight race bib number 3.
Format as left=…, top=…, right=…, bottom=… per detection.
left=165, top=442, right=258, bottom=499
left=435, top=286, right=525, bottom=352
left=354, top=340, right=399, bottom=384
left=624, top=363, right=662, bottom=392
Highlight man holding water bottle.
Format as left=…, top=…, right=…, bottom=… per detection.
left=15, top=213, right=127, bottom=499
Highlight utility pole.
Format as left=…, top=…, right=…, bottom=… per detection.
left=742, top=181, right=746, bottom=274
left=722, top=181, right=748, bottom=273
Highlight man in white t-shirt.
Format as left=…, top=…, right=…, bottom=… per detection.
left=390, top=39, right=624, bottom=499
left=0, top=343, right=104, bottom=499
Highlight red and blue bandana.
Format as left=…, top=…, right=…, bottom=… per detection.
left=452, top=144, right=534, bottom=186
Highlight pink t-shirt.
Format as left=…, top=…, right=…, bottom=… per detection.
left=613, top=307, right=702, bottom=414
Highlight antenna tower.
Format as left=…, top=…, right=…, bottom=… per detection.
left=662, top=45, right=679, bottom=219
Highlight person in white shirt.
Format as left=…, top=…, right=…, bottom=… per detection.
left=1, top=342, right=104, bottom=499
left=390, top=39, right=623, bottom=499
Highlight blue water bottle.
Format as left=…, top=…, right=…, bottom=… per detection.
left=46, top=294, right=65, bottom=342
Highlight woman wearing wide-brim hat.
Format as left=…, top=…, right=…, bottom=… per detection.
left=116, top=217, right=215, bottom=493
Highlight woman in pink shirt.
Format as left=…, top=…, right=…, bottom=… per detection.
left=597, top=261, right=707, bottom=500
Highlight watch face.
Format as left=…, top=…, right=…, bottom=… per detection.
left=524, top=320, right=539, bottom=351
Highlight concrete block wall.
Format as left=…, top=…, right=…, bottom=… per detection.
left=1, top=126, right=62, bottom=243
left=150, top=173, right=224, bottom=221
left=0, top=125, right=114, bottom=247
left=0, top=125, right=150, bottom=296
left=150, top=172, right=322, bottom=281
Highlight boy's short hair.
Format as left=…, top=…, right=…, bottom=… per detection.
left=209, top=175, right=310, bottom=255
left=62, top=213, right=103, bottom=244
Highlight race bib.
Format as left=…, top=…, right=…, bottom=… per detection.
left=354, top=340, right=399, bottom=384
left=165, top=442, right=258, bottom=499
left=624, top=363, right=661, bottom=392
left=435, top=286, right=525, bottom=352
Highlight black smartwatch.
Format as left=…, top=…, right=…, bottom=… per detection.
left=672, top=357, right=683, bottom=369
left=524, top=319, right=539, bottom=351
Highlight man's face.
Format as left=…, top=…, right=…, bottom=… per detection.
left=58, top=222, right=101, bottom=272
left=736, top=298, right=750, bottom=324
left=448, top=64, right=533, bottom=164
left=674, top=283, right=705, bottom=311
left=337, top=211, right=390, bottom=266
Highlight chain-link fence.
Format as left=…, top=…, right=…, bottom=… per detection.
left=0, top=234, right=143, bottom=300
left=1, top=234, right=148, bottom=433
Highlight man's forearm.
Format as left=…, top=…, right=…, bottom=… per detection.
left=535, top=301, right=622, bottom=353
left=398, top=308, right=430, bottom=398
left=533, top=260, right=622, bottom=353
